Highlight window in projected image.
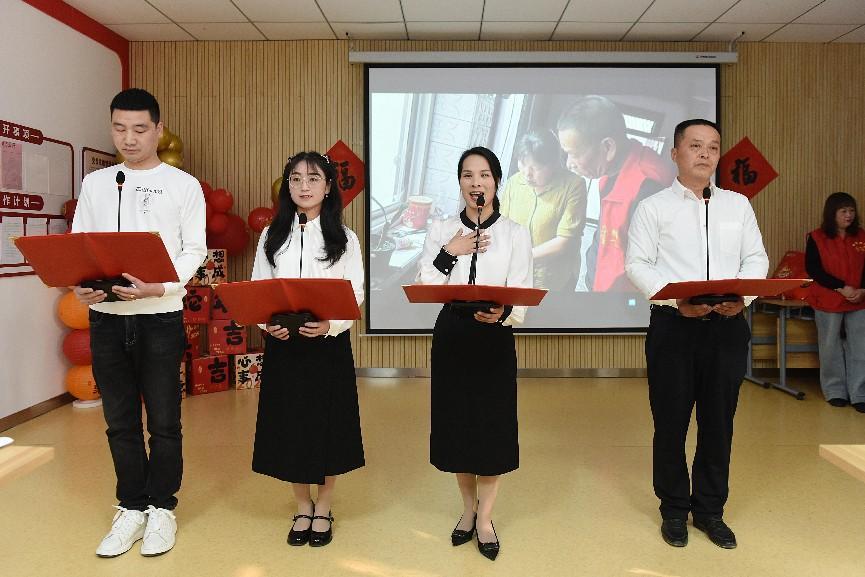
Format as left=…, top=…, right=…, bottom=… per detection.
left=366, top=65, right=718, bottom=333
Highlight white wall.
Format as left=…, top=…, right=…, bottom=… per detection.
left=0, top=0, right=122, bottom=420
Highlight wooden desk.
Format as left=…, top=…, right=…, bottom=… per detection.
left=0, top=445, right=54, bottom=485
left=820, top=445, right=865, bottom=484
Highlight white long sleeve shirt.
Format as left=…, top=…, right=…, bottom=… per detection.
left=72, top=162, right=207, bottom=314
left=625, top=179, right=769, bottom=307
left=251, top=215, right=364, bottom=336
left=416, top=212, right=534, bottom=326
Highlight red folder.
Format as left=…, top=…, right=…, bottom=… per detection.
left=213, top=279, right=360, bottom=326
left=650, top=278, right=811, bottom=300
left=402, top=284, right=547, bottom=306
left=14, top=232, right=178, bottom=287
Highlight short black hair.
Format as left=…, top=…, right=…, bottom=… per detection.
left=821, top=192, right=859, bottom=238
left=673, top=119, right=719, bottom=148
left=110, top=88, right=160, bottom=124
left=514, top=131, right=562, bottom=167
left=556, top=95, right=627, bottom=146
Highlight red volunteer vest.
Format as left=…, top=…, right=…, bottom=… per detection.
left=806, top=227, right=865, bottom=312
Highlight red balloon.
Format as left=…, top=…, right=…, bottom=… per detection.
left=199, top=180, right=213, bottom=199
left=62, top=329, right=92, bottom=365
left=205, top=202, right=213, bottom=222
left=208, top=214, right=250, bottom=255
left=247, top=206, right=275, bottom=233
left=209, top=188, right=233, bottom=213
left=207, top=212, right=229, bottom=234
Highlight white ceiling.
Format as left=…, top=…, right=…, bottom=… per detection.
left=64, top=0, right=865, bottom=43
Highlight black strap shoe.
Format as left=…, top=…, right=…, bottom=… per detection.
left=661, top=518, right=688, bottom=547
left=287, top=513, right=313, bottom=546
left=451, top=513, right=476, bottom=546
left=309, top=512, right=334, bottom=547
left=476, top=521, right=499, bottom=561
left=693, top=516, right=737, bottom=549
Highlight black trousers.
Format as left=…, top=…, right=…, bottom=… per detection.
left=645, top=306, right=750, bottom=520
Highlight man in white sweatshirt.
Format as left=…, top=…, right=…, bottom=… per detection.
left=71, top=88, right=207, bottom=558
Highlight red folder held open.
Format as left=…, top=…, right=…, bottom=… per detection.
left=14, top=232, right=178, bottom=287
left=213, top=279, right=360, bottom=326
left=650, top=278, right=811, bottom=300
left=402, top=284, right=547, bottom=306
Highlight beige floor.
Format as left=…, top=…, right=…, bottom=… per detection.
left=2, top=375, right=865, bottom=577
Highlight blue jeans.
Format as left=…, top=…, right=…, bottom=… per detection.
left=89, top=309, right=186, bottom=511
left=814, top=308, right=865, bottom=404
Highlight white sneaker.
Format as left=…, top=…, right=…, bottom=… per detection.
left=95, top=506, right=148, bottom=558
left=140, top=505, right=177, bottom=556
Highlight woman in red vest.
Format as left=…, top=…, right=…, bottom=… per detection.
left=805, top=192, right=865, bottom=412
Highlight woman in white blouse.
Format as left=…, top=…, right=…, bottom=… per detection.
left=250, top=151, right=365, bottom=548
left=417, top=146, right=533, bottom=561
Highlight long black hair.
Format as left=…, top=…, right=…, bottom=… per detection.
left=457, top=146, right=502, bottom=211
left=264, top=151, right=347, bottom=267
left=821, top=192, right=859, bottom=238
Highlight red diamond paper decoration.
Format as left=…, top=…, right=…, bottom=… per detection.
left=718, top=137, right=778, bottom=199
left=327, top=140, right=365, bottom=207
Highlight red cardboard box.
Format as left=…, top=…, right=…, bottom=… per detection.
left=190, top=248, right=228, bottom=286
left=184, top=323, right=204, bottom=359
left=183, top=286, right=212, bottom=324
left=234, top=351, right=264, bottom=390
left=208, top=319, right=247, bottom=356
left=211, top=289, right=231, bottom=320
left=189, top=355, right=230, bottom=395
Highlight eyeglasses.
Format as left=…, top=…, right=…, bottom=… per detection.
left=288, top=174, right=325, bottom=187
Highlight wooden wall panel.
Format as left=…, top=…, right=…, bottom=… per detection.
left=129, top=40, right=865, bottom=368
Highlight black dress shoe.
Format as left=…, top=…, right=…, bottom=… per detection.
left=287, top=512, right=314, bottom=546
left=451, top=513, right=476, bottom=546
left=309, top=512, right=334, bottom=547
left=693, top=516, right=737, bottom=549
left=853, top=402, right=865, bottom=413
left=828, top=398, right=850, bottom=407
left=660, top=518, right=688, bottom=547
left=476, top=521, right=499, bottom=561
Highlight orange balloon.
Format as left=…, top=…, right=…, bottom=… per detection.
left=66, top=365, right=100, bottom=401
left=58, top=291, right=90, bottom=330
left=158, top=128, right=173, bottom=151
left=166, top=134, right=183, bottom=153
left=159, top=150, right=183, bottom=168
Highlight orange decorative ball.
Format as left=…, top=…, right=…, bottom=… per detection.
left=58, top=291, right=90, bottom=330
left=66, top=365, right=100, bottom=401
left=62, top=329, right=92, bottom=365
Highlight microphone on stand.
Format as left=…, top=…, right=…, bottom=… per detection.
left=298, top=212, right=307, bottom=278
left=468, top=193, right=485, bottom=285
left=116, top=171, right=125, bottom=231
left=702, top=186, right=711, bottom=281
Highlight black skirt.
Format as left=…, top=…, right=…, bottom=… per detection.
left=252, top=330, right=364, bottom=485
left=430, top=305, right=519, bottom=476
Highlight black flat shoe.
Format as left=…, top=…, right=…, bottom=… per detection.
left=828, top=398, right=850, bottom=407
left=451, top=513, right=476, bottom=546
left=287, top=504, right=315, bottom=546
left=853, top=402, right=865, bottom=413
left=693, top=516, right=737, bottom=549
left=476, top=521, right=499, bottom=561
left=309, top=512, right=334, bottom=547
left=660, top=518, right=688, bottom=547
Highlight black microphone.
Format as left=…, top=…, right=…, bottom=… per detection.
left=297, top=212, right=307, bottom=278
left=116, top=171, right=125, bottom=231
left=702, top=186, right=711, bottom=281
left=468, top=194, right=485, bottom=285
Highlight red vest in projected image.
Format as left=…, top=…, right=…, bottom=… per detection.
left=806, top=227, right=865, bottom=313
left=593, top=140, right=674, bottom=291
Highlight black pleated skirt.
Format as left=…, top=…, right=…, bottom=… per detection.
left=430, top=306, right=519, bottom=476
left=252, top=331, right=364, bottom=485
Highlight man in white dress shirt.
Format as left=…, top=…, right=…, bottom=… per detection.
left=625, top=119, right=769, bottom=549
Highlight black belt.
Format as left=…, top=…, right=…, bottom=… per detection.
left=650, top=304, right=743, bottom=322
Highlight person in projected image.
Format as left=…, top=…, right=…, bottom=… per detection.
left=557, top=95, right=674, bottom=292
left=500, top=131, right=587, bottom=291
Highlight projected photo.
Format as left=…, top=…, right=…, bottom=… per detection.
left=366, top=66, right=718, bottom=332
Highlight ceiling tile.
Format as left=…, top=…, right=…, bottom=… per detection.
left=233, top=0, right=325, bottom=22
left=832, top=25, right=865, bottom=43
left=107, top=23, right=195, bottom=41
left=148, top=0, right=246, bottom=23
left=181, top=22, right=267, bottom=40
left=64, top=0, right=168, bottom=24
left=693, top=22, right=785, bottom=42
left=480, top=21, right=557, bottom=40
left=483, top=0, right=569, bottom=22
left=406, top=22, right=481, bottom=40
left=623, top=22, right=708, bottom=41
left=329, top=22, right=407, bottom=40
left=641, top=0, right=738, bottom=23
left=317, top=0, right=404, bottom=22
left=256, top=22, right=336, bottom=40
left=561, top=0, right=652, bottom=23
left=551, top=22, right=631, bottom=41
left=402, top=0, right=483, bottom=21
left=765, top=23, right=860, bottom=42
left=796, top=0, right=865, bottom=25
left=718, top=0, right=823, bottom=24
